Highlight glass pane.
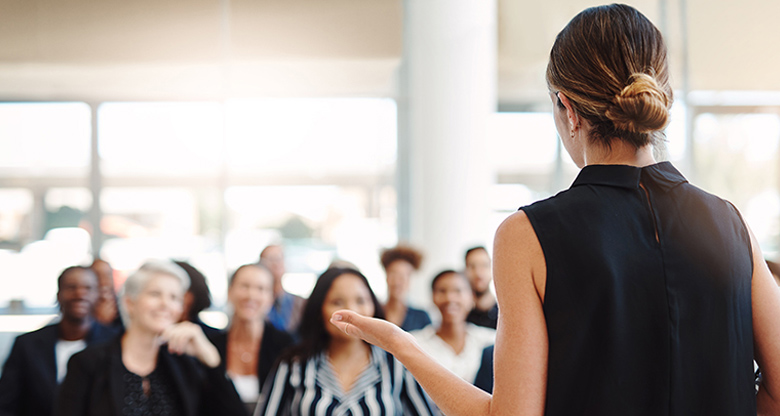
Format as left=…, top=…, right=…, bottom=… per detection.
left=99, top=102, right=224, bottom=177
left=0, top=102, right=90, bottom=175
left=694, top=112, right=780, bottom=255
left=0, top=189, right=33, bottom=249
left=45, top=188, right=92, bottom=232
left=487, top=112, right=558, bottom=173
left=225, top=98, right=397, bottom=176
left=1, top=227, right=92, bottom=309
left=665, top=99, right=687, bottom=162
left=225, top=185, right=396, bottom=300
left=0, top=188, right=94, bottom=309
left=98, top=187, right=214, bottom=283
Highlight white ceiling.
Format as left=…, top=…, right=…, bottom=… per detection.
left=0, top=0, right=778, bottom=104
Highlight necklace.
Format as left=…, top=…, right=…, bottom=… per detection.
left=227, top=326, right=262, bottom=369
left=229, top=340, right=259, bottom=366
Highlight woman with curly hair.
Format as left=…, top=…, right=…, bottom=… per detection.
left=379, top=245, right=431, bottom=331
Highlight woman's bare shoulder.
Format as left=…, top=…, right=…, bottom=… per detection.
left=494, top=209, right=546, bottom=301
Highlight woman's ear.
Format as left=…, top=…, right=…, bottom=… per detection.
left=122, top=296, right=133, bottom=320
left=556, top=92, right=580, bottom=133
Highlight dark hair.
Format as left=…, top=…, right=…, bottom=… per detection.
left=431, top=269, right=469, bottom=291
left=282, top=267, right=384, bottom=362
left=380, top=244, right=423, bottom=270
left=547, top=4, right=672, bottom=149
left=228, top=263, right=272, bottom=287
left=465, top=246, right=488, bottom=262
left=174, top=261, right=212, bottom=321
left=57, top=266, right=95, bottom=291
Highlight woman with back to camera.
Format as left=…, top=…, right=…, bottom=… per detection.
left=255, top=267, right=435, bottom=416
left=208, top=264, right=294, bottom=415
left=55, top=260, right=245, bottom=416
left=330, top=4, right=780, bottom=416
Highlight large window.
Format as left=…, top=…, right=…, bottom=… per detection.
left=0, top=99, right=398, bottom=312
left=693, top=110, right=780, bottom=256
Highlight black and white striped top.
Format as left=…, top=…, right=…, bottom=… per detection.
left=254, top=345, right=435, bottom=416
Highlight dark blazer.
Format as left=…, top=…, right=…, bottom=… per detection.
left=0, top=321, right=117, bottom=416
left=53, top=335, right=246, bottom=416
left=208, top=321, right=294, bottom=392
left=400, top=306, right=432, bottom=332
left=473, top=345, right=494, bottom=393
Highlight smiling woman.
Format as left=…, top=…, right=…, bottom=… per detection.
left=54, top=260, right=246, bottom=416
left=255, top=267, right=435, bottom=416
left=410, top=270, right=495, bottom=384
left=206, top=263, right=294, bottom=414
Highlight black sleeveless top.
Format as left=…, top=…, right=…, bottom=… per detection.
left=522, top=162, right=755, bottom=416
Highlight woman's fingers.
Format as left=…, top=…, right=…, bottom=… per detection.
left=161, top=322, right=198, bottom=355
left=330, top=310, right=366, bottom=338
left=159, top=322, right=221, bottom=367
left=330, top=310, right=409, bottom=354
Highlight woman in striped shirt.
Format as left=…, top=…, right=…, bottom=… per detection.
left=254, top=267, right=435, bottom=416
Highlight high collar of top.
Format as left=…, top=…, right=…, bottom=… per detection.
left=571, top=161, right=687, bottom=193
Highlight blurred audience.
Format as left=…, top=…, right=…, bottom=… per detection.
left=208, top=264, right=294, bottom=414
left=0, top=266, right=117, bottom=416
left=90, top=258, right=123, bottom=330
left=255, top=267, right=435, bottom=416
left=260, top=245, right=306, bottom=335
left=54, top=260, right=245, bottom=416
left=175, top=260, right=220, bottom=337
left=411, top=270, right=495, bottom=385
left=380, top=244, right=431, bottom=331
left=464, top=246, right=498, bottom=329
left=0, top=247, right=510, bottom=416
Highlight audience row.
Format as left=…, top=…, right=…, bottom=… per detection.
left=0, top=243, right=498, bottom=416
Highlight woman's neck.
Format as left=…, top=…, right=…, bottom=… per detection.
left=229, top=317, right=264, bottom=342
left=385, top=296, right=405, bottom=308
left=583, top=141, right=656, bottom=167
left=436, top=320, right=467, bottom=354
left=383, top=298, right=407, bottom=326
left=121, top=326, right=161, bottom=377
left=327, top=338, right=372, bottom=392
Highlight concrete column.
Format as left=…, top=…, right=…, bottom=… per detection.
left=88, top=102, right=103, bottom=258
left=398, top=0, right=497, bottom=306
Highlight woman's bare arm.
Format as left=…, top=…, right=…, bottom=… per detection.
left=749, top=225, right=780, bottom=415
left=330, top=210, right=548, bottom=416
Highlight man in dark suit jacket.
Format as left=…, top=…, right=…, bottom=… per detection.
left=0, top=266, right=118, bottom=416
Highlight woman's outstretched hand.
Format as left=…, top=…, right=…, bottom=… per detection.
left=329, top=310, right=414, bottom=355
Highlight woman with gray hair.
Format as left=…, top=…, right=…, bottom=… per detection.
left=55, top=260, right=245, bottom=416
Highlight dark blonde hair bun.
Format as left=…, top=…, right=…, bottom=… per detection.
left=546, top=4, right=673, bottom=149
left=607, top=73, right=671, bottom=133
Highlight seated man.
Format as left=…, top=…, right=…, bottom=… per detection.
left=0, top=266, right=118, bottom=416
left=260, top=244, right=306, bottom=335
left=464, top=246, right=499, bottom=329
